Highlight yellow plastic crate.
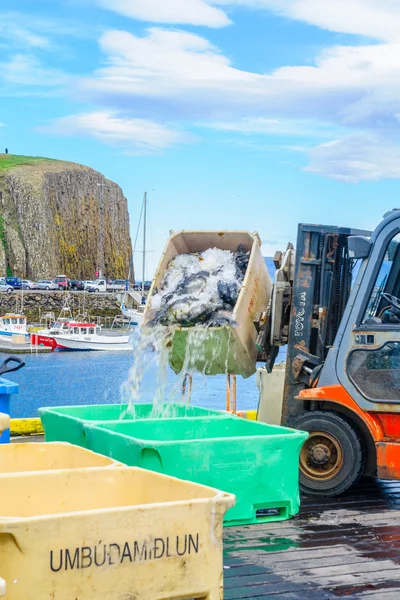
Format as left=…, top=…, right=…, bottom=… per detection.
left=0, top=467, right=235, bottom=600
left=0, top=442, right=119, bottom=474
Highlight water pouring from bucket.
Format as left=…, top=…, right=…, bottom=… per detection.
left=122, top=230, right=271, bottom=414
left=144, top=231, right=272, bottom=378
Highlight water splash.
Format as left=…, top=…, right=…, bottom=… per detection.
left=121, top=320, right=236, bottom=418
left=120, top=324, right=172, bottom=416
left=121, top=247, right=247, bottom=416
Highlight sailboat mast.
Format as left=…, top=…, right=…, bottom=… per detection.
left=141, top=191, right=147, bottom=300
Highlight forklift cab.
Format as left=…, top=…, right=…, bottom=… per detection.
left=319, top=209, right=400, bottom=407
left=266, top=210, right=400, bottom=496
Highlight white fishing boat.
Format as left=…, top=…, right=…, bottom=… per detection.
left=0, top=314, right=30, bottom=343
left=31, top=317, right=73, bottom=349
left=30, top=301, right=91, bottom=349
left=121, top=303, right=144, bottom=325
left=54, top=322, right=132, bottom=351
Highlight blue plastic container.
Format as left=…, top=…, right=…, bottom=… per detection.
left=0, top=378, right=19, bottom=443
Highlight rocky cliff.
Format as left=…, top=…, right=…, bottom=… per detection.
left=0, top=154, right=133, bottom=280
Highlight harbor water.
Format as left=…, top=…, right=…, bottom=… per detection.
left=5, top=349, right=285, bottom=419
left=5, top=257, right=282, bottom=419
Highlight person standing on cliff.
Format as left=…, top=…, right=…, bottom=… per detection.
left=4, top=149, right=8, bottom=154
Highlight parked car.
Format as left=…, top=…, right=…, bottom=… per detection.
left=53, top=275, right=71, bottom=290
left=135, top=280, right=152, bottom=291
left=21, top=279, right=35, bottom=290
left=36, top=280, right=59, bottom=291
left=6, top=277, right=22, bottom=289
left=86, top=279, right=129, bottom=293
left=0, top=281, right=14, bottom=293
left=86, top=279, right=108, bottom=293
left=110, top=279, right=129, bottom=292
left=70, top=280, right=85, bottom=291
left=83, top=280, right=95, bottom=290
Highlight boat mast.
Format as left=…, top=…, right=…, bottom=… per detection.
left=141, top=191, right=147, bottom=302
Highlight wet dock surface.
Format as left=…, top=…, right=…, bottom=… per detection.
left=9, top=435, right=400, bottom=598
left=224, top=479, right=400, bottom=599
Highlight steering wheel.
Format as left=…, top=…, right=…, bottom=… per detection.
left=383, top=292, right=400, bottom=311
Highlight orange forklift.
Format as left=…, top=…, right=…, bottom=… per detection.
left=259, top=209, right=400, bottom=496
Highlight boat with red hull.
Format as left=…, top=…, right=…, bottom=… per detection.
left=30, top=318, right=74, bottom=349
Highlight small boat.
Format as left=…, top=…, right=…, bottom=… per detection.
left=54, top=322, right=132, bottom=351
left=30, top=298, right=96, bottom=350
left=121, top=304, right=144, bottom=325
left=30, top=317, right=73, bottom=349
left=0, top=314, right=30, bottom=343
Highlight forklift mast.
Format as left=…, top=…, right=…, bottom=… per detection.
left=262, top=222, right=370, bottom=426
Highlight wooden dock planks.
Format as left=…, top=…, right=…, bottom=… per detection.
left=224, top=479, right=400, bottom=599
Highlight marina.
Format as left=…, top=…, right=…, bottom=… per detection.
left=3, top=351, right=263, bottom=419
left=0, top=314, right=30, bottom=344
left=120, top=302, right=144, bottom=325
left=16, top=293, right=138, bottom=351
left=1, top=212, right=400, bottom=599
left=5, top=0, right=400, bottom=592
left=53, top=321, right=132, bottom=351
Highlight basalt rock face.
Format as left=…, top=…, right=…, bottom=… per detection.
left=0, top=156, right=133, bottom=280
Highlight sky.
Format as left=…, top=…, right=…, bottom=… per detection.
left=2, top=1, right=400, bottom=278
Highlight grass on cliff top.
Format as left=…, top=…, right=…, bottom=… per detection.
left=0, top=154, right=54, bottom=172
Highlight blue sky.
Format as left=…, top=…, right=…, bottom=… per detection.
left=2, top=1, right=400, bottom=277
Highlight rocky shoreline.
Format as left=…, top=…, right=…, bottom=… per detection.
left=0, top=291, right=121, bottom=321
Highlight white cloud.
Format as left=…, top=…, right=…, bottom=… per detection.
left=72, top=27, right=400, bottom=179
left=39, top=111, right=191, bottom=153
left=305, top=134, right=400, bottom=183
left=80, top=28, right=272, bottom=118
left=98, top=0, right=231, bottom=27
left=81, top=28, right=400, bottom=126
left=4, top=28, right=50, bottom=49
left=0, top=13, right=94, bottom=95
left=0, top=14, right=51, bottom=49
left=0, top=11, right=101, bottom=53
left=96, top=0, right=400, bottom=40
left=0, top=54, right=67, bottom=88
left=217, top=0, right=400, bottom=42
left=4, top=0, right=393, bottom=180
left=208, top=117, right=342, bottom=138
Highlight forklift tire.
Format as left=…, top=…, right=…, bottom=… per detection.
left=290, top=411, right=365, bottom=497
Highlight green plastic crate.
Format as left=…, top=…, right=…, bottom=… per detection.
left=38, top=403, right=226, bottom=448
left=84, top=416, right=308, bottom=526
